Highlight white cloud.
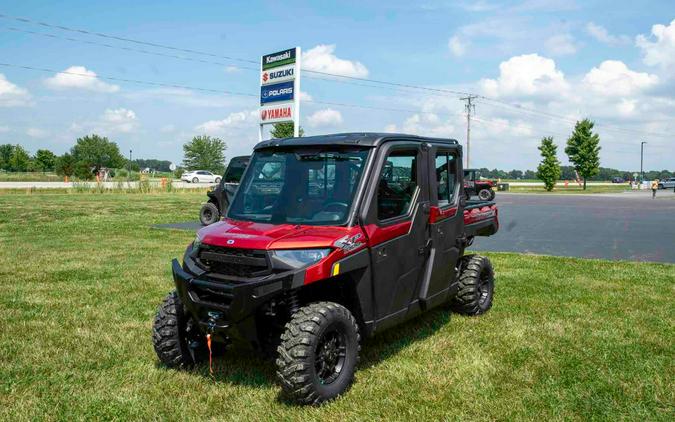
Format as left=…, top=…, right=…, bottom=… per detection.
left=480, top=54, right=569, bottom=99
left=44, top=66, right=119, bottom=93
left=224, top=65, right=240, bottom=73
left=636, top=19, right=675, bottom=67
left=26, top=128, right=49, bottom=138
left=195, top=110, right=257, bottom=134
left=100, top=108, right=137, bottom=133
left=300, top=91, right=313, bottom=101
left=307, top=109, right=343, bottom=128
left=0, top=74, right=31, bottom=107
left=70, top=107, right=138, bottom=135
left=385, top=113, right=457, bottom=138
left=586, top=22, right=630, bottom=45
left=448, top=36, right=467, bottom=57
left=582, top=60, right=658, bottom=96
left=302, top=45, right=369, bottom=78
left=545, top=33, right=577, bottom=56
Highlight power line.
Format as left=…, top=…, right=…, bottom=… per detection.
left=0, top=13, right=474, bottom=97
left=0, top=61, right=453, bottom=117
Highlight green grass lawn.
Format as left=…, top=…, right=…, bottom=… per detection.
left=1, top=192, right=673, bottom=420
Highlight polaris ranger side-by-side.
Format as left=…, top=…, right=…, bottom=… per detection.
left=153, top=133, right=499, bottom=404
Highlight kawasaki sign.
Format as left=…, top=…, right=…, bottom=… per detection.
left=259, top=47, right=301, bottom=139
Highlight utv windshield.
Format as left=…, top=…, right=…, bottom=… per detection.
left=228, top=147, right=370, bottom=225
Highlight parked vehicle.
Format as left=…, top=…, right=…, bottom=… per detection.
left=612, top=177, right=625, bottom=183
left=182, top=170, right=221, bottom=184
left=658, top=177, right=675, bottom=189
left=199, top=156, right=250, bottom=225
left=153, top=133, right=499, bottom=405
left=463, top=169, right=496, bottom=200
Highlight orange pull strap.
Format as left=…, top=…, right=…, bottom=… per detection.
left=206, top=334, right=213, bottom=376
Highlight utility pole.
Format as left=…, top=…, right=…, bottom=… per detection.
left=460, top=95, right=477, bottom=169
left=640, top=141, right=646, bottom=183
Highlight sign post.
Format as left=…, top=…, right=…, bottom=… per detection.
left=259, top=47, right=301, bottom=141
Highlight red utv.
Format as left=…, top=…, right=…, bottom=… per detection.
left=463, top=168, right=497, bottom=201
left=153, top=133, right=499, bottom=404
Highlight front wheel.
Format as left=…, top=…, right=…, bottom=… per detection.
left=658, top=184, right=664, bottom=189
left=152, top=291, right=207, bottom=368
left=192, top=177, right=199, bottom=183
left=276, top=302, right=361, bottom=405
left=451, top=255, right=495, bottom=316
left=200, top=202, right=220, bottom=225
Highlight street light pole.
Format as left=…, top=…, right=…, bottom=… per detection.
left=640, top=141, right=646, bottom=182
left=128, top=149, right=132, bottom=183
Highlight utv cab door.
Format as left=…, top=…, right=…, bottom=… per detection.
left=361, top=142, right=431, bottom=331
left=419, top=144, right=463, bottom=308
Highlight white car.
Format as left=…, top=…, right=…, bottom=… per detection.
left=658, top=177, right=675, bottom=189
left=181, top=170, right=221, bottom=184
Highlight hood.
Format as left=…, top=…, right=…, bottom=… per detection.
left=198, top=219, right=364, bottom=250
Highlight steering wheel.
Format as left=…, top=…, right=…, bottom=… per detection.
left=319, top=202, right=349, bottom=214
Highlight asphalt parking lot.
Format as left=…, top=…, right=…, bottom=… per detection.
left=472, top=191, right=675, bottom=263
left=156, top=190, right=675, bottom=264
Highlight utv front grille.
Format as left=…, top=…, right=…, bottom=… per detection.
left=197, top=245, right=271, bottom=278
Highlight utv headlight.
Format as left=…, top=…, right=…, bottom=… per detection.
left=271, top=249, right=331, bottom=269
left=192, top=235, right=202, bottom=251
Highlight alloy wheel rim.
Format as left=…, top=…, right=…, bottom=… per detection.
left=315, top=328, right=347, bottom=385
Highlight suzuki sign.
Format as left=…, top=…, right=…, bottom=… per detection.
left=259, top=47, right=301, bottom=139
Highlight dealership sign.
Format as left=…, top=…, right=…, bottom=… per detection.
left=259, top=47, right=301, bottom=138
left=260, top=81, right=294, bottom=104
left=260, top=103, right=295, bottom=123
left=261, top=64, right=295, bottom=85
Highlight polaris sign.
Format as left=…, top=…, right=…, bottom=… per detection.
left=260, top=81, right=294, bottom=105
left=259, top=47, right=301, bottom=139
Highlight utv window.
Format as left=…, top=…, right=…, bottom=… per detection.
left=228, top=148, right=370, bottom=225
left=224, top=158, right=248, bottom=183
left=435, top=151, right=457, bottom=206
left=377, top=150, right=418, bottom=220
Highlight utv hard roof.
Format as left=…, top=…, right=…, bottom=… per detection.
left=254, top=132, right=459, bottom=150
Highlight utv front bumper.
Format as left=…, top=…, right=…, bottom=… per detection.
left=171, top=249, right=305, bottom=346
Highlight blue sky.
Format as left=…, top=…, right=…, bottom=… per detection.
left=0, top=0, right=673, bottom=170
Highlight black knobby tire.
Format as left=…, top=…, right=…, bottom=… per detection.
left=452, top=255, right=495, bottom=316
left=489, top=189, right=496, bottom=201
left=152, top=291, right=206, bottom=368
left=276, top=302, right=361, bottom=405
left=478, top=188, right=492, bottom=201
left=200, top=202, right=220, bottom=226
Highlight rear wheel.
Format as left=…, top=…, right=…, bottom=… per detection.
left=478, top=188, right=492, bottom=201
left=192, top=177, right=199, bottom=183
left=200, top=202, right=220, bottom=226
left=152, top=291, right=207, bottom=368
left=276, top=302, right=360, bottom=405
left=658, top=184, right=664, bottom=189
left=452, top=255, right=494, bottom=316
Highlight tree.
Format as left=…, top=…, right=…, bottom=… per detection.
left=536, top=137, right=561, bottom=191
left=34, top=149, right=57, bottom=172
left=270, top=122, right=304, bottom=138
left=182, top=135, right=227, bottom=173
left=55, top=153, right=76, bottom=177
left=565, top=119, right=601, bottom=190
left=71, top=134, right=125, bottom=172
left=0, top=144, right=13, bottom=171
left=8, top=145, right=31, bottom=172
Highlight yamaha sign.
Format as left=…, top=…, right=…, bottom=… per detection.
left=259, top=47, right=301, bottom=138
